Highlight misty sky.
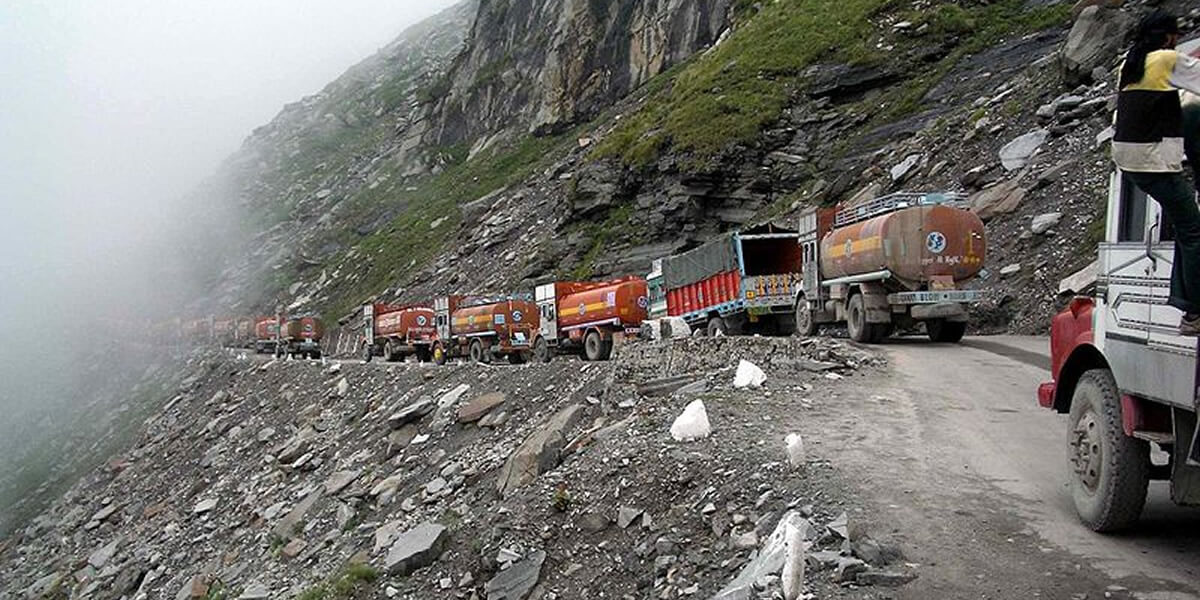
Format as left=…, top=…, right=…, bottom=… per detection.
left=0, top=1, right=456, bottom=411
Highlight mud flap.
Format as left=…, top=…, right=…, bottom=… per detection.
left=1174, top=407, right=1200, bottom=505
left=1190, top=337, right=1200, bottom=468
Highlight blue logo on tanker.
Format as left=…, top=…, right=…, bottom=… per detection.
left=512, top=310, right=523, bottom=322
left=417, top=315, right=428, bottom=326
left=926, top=231, right=947, bottom=254
left=636, top=296, right=649, bottom=309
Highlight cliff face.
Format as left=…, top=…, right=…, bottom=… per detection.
left=431, top=0, right=732, bottom=149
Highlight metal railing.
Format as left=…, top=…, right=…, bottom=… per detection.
left=835, top=192, right=968, bottom=227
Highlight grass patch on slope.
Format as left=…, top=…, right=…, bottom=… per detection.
left=594, top=0, right=1071, bottom=168
left=321, top=132, right=575, bottom=319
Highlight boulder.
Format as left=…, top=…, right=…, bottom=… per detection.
left=388, top=397, right=436, bottom=429
left=890, top=154, right=922, bottom=182
left=1031, top=212, right=1063, bottom=235
left=88, top=537, right=121, bottom=569
left=970, top=180, right=1026, bottom=221
left=669, top=400, right=711, bottom=442
left=1061, top=6, right=1133, bottom=85
left=483, top=550, right=546, bottom=600
left=999, top=129, right=1049, bottom=171
left=385, top=522, right=448, bottom=576
left=733, top=360, right=766, bottom=388
left=275, top=426, right=318, bottom=463
left=497, top=404, right=586, bottom=496
left=323, top=470, right=360, bottom=496
left=457, top=392, right=506, bottom=423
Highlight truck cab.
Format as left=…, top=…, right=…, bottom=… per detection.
left=1040, top=170, right=1200, bottom=532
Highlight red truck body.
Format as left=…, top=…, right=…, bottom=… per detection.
left=534, top=277, right=649, bottom=361
left=362, top=303, right=437, bottom=362
left=434, top=296, right=538, bottom=364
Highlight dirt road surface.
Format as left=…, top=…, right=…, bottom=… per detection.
left=788, top=335, right=1198, bottom=599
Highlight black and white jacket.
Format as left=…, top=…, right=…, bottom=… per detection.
left=1113, top=49, right=1200, bottom=172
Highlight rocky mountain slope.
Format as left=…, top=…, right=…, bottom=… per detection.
left=0, top=338, right=904, bottom=600
left=191, top=0, right=1198, bottom=334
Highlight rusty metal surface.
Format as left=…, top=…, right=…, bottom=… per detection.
left=555, top=277, right=649, bottom=330
left=820, top=204, right=986, bottom=288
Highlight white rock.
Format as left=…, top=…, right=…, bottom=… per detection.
left=335, top=377, right=350, bottom=398
left=785, top=433, right=805, bottom=468
left=670, top=400, right=711, bottom=442
left=781, top=521, right=807, bottom=600
left=889, top=154, right=921, bottom=182
left=1060, top=260, right=1100, bottom=295
left=733, top=360, right=767, bottom=389
left=1000, top=263, right=1023, bottom=277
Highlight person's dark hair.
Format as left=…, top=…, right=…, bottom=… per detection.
left=1120, top=11, right=1181, bottom=87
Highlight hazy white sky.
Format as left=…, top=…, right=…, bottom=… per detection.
left=0, top=0, right=457, bottom=395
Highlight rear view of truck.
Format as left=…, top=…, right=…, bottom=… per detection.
left=361, top=303, right=437, bottom=363
left=533, top=276, right=649, bottom=362
left=796, top=192, right=985, bottom=343
left=276, top=316, right=324, bottom=359
left=662, top=224, right=802, bottom=336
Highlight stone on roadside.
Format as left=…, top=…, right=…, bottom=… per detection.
left=457, top=392, right=506, bottom=423
left=579, top=512, right=610, bottom=533
left=617, top=506, right=643, bottom=529
left=271, top=489, right=323, bottom=541
left=385, top=522, right=449, bottom=576
left=388, top=397, right=436, bottom=429
left=711, top=511, right=809, bottom=600
left=1000, top=263, right=1023, bottom=277
left=335, top=377, right=350, bottom=398
left=88, top=537, right=121, bottom=569
left=786, top=433, right=805, bottom=468
left=483, top=550, right=546, bottom=600
left=496, top=404, right=585, bottom=496
left=970, top=180, right=1026, bottom=221
left=733, top=359, right=767, bottom=388
left=323, top=470, right=360, bottom=496
left=857, top=570, right=918, bottom=587
left=833, top=557, right=870, bottom=583
left=1060, top=260, right=1099, bottom=295
left=890, top=154, right=921, bottom=182
left=175, top=575, right=209, bottom=600
left=669, top=400, right=711, bottom=442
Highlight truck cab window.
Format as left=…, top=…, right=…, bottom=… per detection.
left=1117, top=178, right=1147, bottom=243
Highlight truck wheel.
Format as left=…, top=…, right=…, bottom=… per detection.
left=362, top=344, right=374, bottom=363
left=584, top=330, right=604, bottom=361
left=598, top=339, right=614, bottom=361
left=707, top=317, right=727, bottom=337
left=534, top=337, right=551, bottom=363
left=795, top=299, right=818, bottom=337
left=1068, top=369, right=1150, bottom=532
left=384, top=340, right=398, bottom=362
left=927, top=320, right=966, bottom=343
left=469, top=339, right=489, bottom=364
left=433, top=343, right=447, bottom=366
left=846, top=294, right=875, bottom=343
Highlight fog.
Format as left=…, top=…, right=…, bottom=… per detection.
left=0, top=0, right=457, bottom=529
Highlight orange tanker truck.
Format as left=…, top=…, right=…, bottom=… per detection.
left=795, top=191, right=986, bottom=343
left=433, top=296, right=539, bottom=364
left=253, top=317, right=280, bottom=354
left=533, top=277, right=649, bottom=362
left=275, top=316, right=325, bottom=359
left=361, top=302, right=437, bottom=363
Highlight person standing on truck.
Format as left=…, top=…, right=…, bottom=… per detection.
left=1113, top=11, right=1200, bottom=335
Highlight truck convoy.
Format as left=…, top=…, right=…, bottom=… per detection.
left=662, top=224, right=803, bottom=336
left=534, top=277, right=649, bottom=362
left=433, top=296, right=540, bottom=364
left=252, top=315, right=325, bottom=359
left=795, top=192, right=986, bottom=343
left=1039, top=171, right=1199, bottom=532
left=361, top=303, right=437, bottom=363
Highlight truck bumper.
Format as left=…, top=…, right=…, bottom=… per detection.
left=910, top=302, right=968, bottom=321
left=1037, top=382, right=1056, bottom=409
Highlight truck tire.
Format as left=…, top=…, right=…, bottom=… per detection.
left=846, top=294, right=875, bottom=343
left=584, top=330, right=604, bottom=361
left=384, top=340, right=398, bottom=362
left=362, top=344, right=374, bottom=363
left=927, top=320, right=966, bottom=343
left=795, top=298, right=818, bottom=337
left=469, top=339, right=489, bottom=364
left=534, top=337, right=551, bottom=363
left=1068, top=369, right=1150, bottom=532
left=433, top=343, right=447, bottom=366
left=707, top=317, right=727, bottom=337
